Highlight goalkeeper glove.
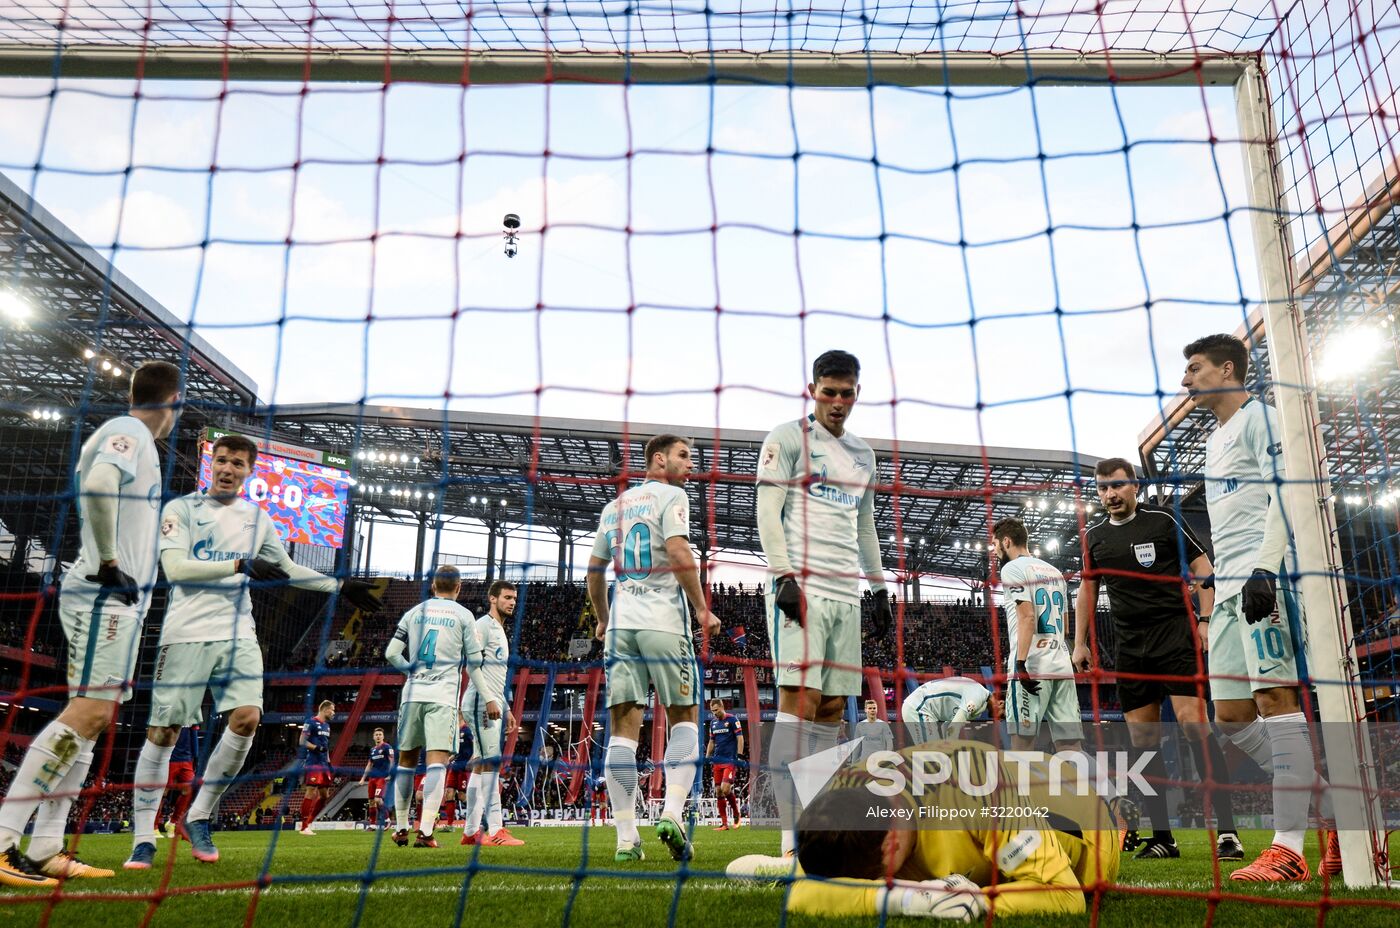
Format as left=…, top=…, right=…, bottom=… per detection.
left=875, top=876, right=987, bottom=922
left=1014, top=660, right=1041, bottom=696
left=774, top=575, right=804, bottom=626
left=238, top=558, right=290, bottom=581
left=1242, top=569, right=1277, bottom=625
left=85, top=562, right=139, bottom=606
left=341, top=579, right=382, bottom=613
left=871, top=589, right=893, bottom=638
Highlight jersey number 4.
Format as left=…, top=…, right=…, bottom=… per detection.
left=419, top=629, right=439, bottom=669
left=605, top=524, right=653, bottom=581
left=1034, top=587, right=1066, bottom=636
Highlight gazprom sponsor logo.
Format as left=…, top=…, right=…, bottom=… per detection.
left=807, top=465, right=861, bottom=507
left=191, top=538, right=244, bottom=562
left=1206, top=476, right=1239, bottom=501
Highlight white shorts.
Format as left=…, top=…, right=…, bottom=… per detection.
left=462, top=690, right=504, bottom=765
left=60, top=606, right=143, bottom=703
left=149, top=639, right=265, bottom=727
left=764, top=590, right=862, bottom=697
left=1006, top=676, right=1083, bottom=744
left=1208, top=588, right=1304, bottom=701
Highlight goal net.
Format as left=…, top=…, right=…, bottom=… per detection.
left=0, top=0, right=1397, bottom=924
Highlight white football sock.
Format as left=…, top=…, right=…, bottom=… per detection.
left=1265, top=712, right=1317, bottom=854
left=187, top=729, right=253, bottom=822
left=132, top=740, right=175, bottom=843
left=483, top=771, right=503, bottom=834
left=460, top=776, right=484, bottom=834
left=1224, top=716, right=1273, bottom=771
left=770, top=713, right=803, bottom=855
left=662, top=722, right=699, bottom=820
left=28, top=744, right=95, bottom=861
left=0, top=721, right=91, bottom=851
left=393, top=767, right=414, bottom=832
left=605, top=736, right=639, bottom=846
left=419, top=764, right=446, bottom=836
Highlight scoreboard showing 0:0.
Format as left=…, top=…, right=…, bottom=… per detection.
left=247, top=477, right=302, bottom=510
left=197, top=440, right=351, bottom=548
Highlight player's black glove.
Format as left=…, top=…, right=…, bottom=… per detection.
left=1242, top=569, right=1277, bottom=624
left=238, top=557, right=290, bottom=581
left=341, top=579, right=382, bottom=613
left=871, top=589, right=893, bottom=638
left=1014, top=660, right=1041, bottom=696
left=774, top=574, right=804, bottom=626
left=85, top=562, right=139, bottom=606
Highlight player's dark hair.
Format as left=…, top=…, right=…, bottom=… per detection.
left=797, top=788, right=894, bottom=880
left=1183, top=333, right=1249, bottom=384
left=129, top=360, right=182, bottom=406
left=488, top=579, right=516, bottom=598
left=373, top=728, right=384, bottom=735
left=812, top=349, right=860, bottom=384
left=643, top=434, right=689, bottom=469
left=991, top=517, right=1028, bottom=548
left=1094, top=457, right=1136, bottom=481
left=212, top=433, right=259, bottom=465
left=433, top=564, right=462, bottom=593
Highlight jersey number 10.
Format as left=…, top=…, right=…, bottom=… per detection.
left=606, top=524, right=654, bottom=581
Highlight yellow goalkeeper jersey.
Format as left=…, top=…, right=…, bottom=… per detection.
left=788, top=740, right=1121, bottom=917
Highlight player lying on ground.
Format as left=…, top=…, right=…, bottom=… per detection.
left=730, top=739, right=1120, bottom=919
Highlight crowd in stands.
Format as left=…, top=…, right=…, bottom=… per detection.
left=295, top=578, right=1119, bottom=676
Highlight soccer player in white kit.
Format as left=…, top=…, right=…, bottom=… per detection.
left=1181, top=334, right=1338, bottom=882
left=755, top=349, right=892, bottom=857
left=587, top=434, right=720, bottom=864
left=901, top=674, right=992, bottom=742
left=0, top=361, right=182, bottom=887
left=992, top=518, right=1086, bottom=753
left=459, top=579, right=522, bottom=847
left=385, top=565, right=498, bottom=848
left=123, top=432, right=383, bottom=869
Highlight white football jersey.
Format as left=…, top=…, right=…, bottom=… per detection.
left=463, top=614, right=510, bottom=708
left=60, top=416, right=163, bottom=617
left=901, top=676, right=991, bottom=725
left=158, top=492, right=285, bottom=644
left=590, top=480, right=692, bottom=636
left=1000, top=556, right=1074, bottom=677
left=393, top=598, right=480, bottom=706
left=756, top=414, right=877, bottom=605
left=1204, top=398, right=1286, bottom=600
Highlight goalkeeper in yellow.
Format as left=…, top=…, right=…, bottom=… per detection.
left=736, top=740, right=1120, bottom=919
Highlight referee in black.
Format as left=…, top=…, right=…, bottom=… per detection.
left=1073, top=457, right=1242, bottom=863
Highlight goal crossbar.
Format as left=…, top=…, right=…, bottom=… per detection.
left=0, top=45, right=1253, bottom=86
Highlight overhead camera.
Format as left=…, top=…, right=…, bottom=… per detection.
left=503, top=213, right=520, bottom=258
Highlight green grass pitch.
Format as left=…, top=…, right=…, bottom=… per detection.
left=3, top=828, right=1397, bottom=927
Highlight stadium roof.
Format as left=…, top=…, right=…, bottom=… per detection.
left=0, top=169, right=258, bottom=561
left=1137, top=158, right=1400, bottom=500
left=269, top=403, right=1102, bottom=581
left=0, top=168, right=1104, bottom=581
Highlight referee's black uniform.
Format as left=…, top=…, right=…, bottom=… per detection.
left=1083, top=505, right=1209, bottom=712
